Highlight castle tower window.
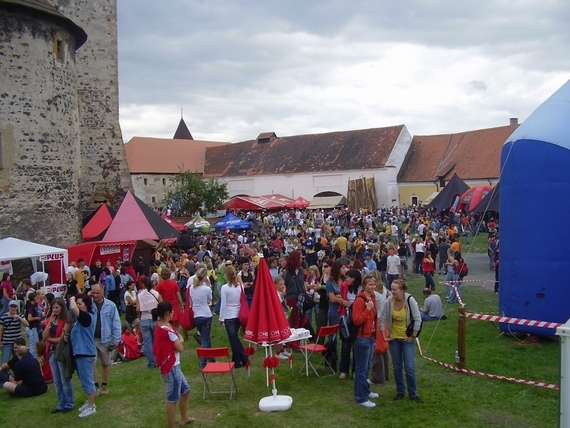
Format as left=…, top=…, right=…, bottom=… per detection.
left=143, top=178, right=148, bottom=185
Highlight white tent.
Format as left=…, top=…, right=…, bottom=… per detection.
left=307, top=195, right=347, bottom=209
left=0, top=237, right=68, bottom=283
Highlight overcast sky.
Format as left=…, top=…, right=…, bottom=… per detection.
left=116, top=0, right=570, bottom=144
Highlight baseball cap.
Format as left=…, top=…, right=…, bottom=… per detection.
left=8, top=300, right=18, bottom=307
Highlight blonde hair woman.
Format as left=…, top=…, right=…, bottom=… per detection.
left=189, top=267, right=213, bottom=369
left=219, top=266, right=248, bottom=368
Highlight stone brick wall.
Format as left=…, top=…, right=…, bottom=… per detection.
left=48, top=0, right=133, bottom=213
left=0, top=8, right=82, bottom=246
left=131, top=173, right=175, bottom=208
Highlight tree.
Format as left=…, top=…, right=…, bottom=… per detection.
left=164, top=171, right=228, bottom=215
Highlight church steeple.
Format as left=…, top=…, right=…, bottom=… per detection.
left=173, top=112, right=193, bottom=140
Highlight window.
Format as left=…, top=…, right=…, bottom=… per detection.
left=151, top=196, right=156, bottom=204
left=411, top=196, right=418, bottom=206
left=162, top=178, right=166, bottom=186
left=143, top=178, right=148, bottom=185
left=0, top=133, right=3, bottom=170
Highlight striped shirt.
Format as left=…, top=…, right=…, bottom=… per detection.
left=0, top=313, right=24, bottom=345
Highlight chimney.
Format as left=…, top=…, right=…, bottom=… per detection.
left=509, top=117, right=519, bottom=131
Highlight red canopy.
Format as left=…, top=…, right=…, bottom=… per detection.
left=287, top=197, right=310, bottom=209
left=245, top=258, right=291, bottom=343
left=225, top=195, right=285, bottom=211
left=82, top=204, right=115, bottom=242
left=161, top=215, right=188, bottom=232
left=261, top=194, right=294, bottom=207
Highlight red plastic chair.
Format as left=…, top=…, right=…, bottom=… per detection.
left=296, top=324, right=339, bottom=377
left=196, top=347, right=237, bottom=401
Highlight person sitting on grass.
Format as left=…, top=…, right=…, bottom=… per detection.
left=118, top=322, right=142, bottom=361
left=420, top=289, right=445, bottom=322
left=153, top=301, right=194, bottom=427
left=1, top=345, right=48, bottom=398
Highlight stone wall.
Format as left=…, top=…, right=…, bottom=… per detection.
left=48, top=0, right=133, bottom=213
left=131, top=173, right=175, bottom=208
left=0, top=8, right=82, bottom=246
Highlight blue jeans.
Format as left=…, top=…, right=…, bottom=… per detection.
left=194, top=316, right=214, bottom=369
left=50, top=352, right=74, bottom=410
left=74, top=355, right=96, bottom=395
left=26, top=327, right=39, bottom=358
left=465, top=230, right=472, bottom=244
left=339, top=340, right=354, bottom=374
left=424, top=272, right=435, bottom=291
left=353, top=336, right=374, bottom=403
left=224, top=318, right=248, bottom=367
left=448, top=276, right=461, bottom=303
left=421, top=312, right=439, bottom=322
left=387, top=274, right=399, bottom=289
left=0, top=296, right=10, bottom=317
left=119, top=288, right=126, bottom=313
left=141, top=319, right=156, bottom=367
left=1, top=344, right=14, bottom=365
left=389, top=339, right=418, bottom=398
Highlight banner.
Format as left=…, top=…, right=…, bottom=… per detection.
left=38, top=253, right=65, bottom=262
left=0, top=260, right=12, bottom=276
left=41, top=283, right=66, bottom=298
left=100, top=245, right=120, bottom=255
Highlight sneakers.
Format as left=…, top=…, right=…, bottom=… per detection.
left=277, top=353, right=289, bottom=360
left=367, top=379, right=372, bottom=385
left=393, top=393, right=405, bottom=401
left=357, top=400, right=376, bottom=408
left=78, top=401, right=89, bottom=413
left=410, top=396, right=424, bottom=403
left=78, top=405, right=96, bottom=418
left=368, top=392, right=379, bottom=399
left=281, top=351, right=291, bottom=357
left=339, top=372, right=347, bottom=379
left=99, top=385, right=109, bottom=395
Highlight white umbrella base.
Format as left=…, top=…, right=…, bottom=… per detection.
left=259, top=395, right=293, bottom=412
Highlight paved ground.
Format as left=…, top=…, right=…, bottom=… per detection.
left=429, top=252, right=496, bottom=293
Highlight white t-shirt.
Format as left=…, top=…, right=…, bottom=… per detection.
left=386, top=255, right=401, bottom=275
left=189, top=284, right=212, bottom=318
left=219, top=284, right=241, bottom=322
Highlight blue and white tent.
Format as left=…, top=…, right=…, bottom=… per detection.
left=500, top=80, right=570, bottom=335
left=214, top=213, right=253, bottom=230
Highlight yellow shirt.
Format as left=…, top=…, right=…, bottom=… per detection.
left=391, top=301, right=408, bottom=339
left=75, top=268, right=85, bottom=292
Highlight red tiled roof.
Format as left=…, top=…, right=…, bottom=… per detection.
left=397, top=124, right=517, bottom=182
left=203, top=125, right=405, bottom=178
left=125, top=137, right=230, bottom=174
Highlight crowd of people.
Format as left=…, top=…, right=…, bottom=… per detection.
left=0, top=205, right=498, bottom=422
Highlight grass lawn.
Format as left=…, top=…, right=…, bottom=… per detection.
left=2, top=272, right=559, bottom=428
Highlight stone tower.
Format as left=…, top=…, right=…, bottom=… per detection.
left=0, top=0, right=87, bottom=246
left=48, top=0, right=133, bottom=212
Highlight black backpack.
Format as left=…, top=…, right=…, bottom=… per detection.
left=339, top=296, right=365, bottom=343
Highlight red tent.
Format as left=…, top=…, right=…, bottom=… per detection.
left=100, top=192, right=180, bottom=241
left=287, top=197, right=310, bottom=209
left=245, top=257, right=291, bottom=343
left=68, top=241, right=137, bottom=267
left=225, top=195, right=285, bottom=211
left=261, top=194, right=294, bottom=207
left=82, top=204, right=115, bottom=242
left=161, top=215, right=188, bottom=232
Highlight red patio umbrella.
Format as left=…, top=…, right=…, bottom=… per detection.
left=161, top=215, right=188, bottom=232
left=245, top=258, right=291, bottom=343
left=287, top=197, right=310, bottom=209
left=245, top=257, right=293, bottom=411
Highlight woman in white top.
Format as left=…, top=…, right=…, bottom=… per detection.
left=123, top=280, right=138, bottom=326
left=189, top=267, right=213, bottom=369
left=219, top=266, right=248, bottom=368
left=136, top=277, right=162, bottom=368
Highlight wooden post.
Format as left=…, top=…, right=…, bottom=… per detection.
left=458, top=307, right=466, bottom=369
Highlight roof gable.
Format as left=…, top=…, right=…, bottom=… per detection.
left=203, top=125, right=405, bottom=177
left=397, top=124, right=517, bottom=182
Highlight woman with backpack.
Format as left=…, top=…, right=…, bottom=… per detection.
left=448, top=251, right=465, bottom=304
left=379, top=279, right=423, bottom=403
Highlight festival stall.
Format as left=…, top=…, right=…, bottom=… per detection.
left=458, top=185, right=493, bottom=212
left=185, top=214, right=211, bottom=233
left=425, top=173, right=469, bottom=215
left=0, top=237, right=68, bottom=286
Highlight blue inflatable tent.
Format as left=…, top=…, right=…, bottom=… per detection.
left=500, top=80, right=570, bottom=335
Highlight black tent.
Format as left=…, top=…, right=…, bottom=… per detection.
left=426, top=173, right=469, bottom=214
left=469, top=182, right=500, bottom=213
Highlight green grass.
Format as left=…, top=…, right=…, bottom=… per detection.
left=2, top=274, right=559, bottom=428
left=458, top=231, right=491, bottom=254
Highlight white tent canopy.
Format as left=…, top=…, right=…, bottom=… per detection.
left=0, top=237, right=68, bottom=283
left=308, top=195, right=347, bottom=209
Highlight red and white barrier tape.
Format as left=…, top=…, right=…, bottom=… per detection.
left=464, top=312, right=563, bottom=330
left=416, top=339, right=559, bottom=390
left=449, top=283, right=465, bottom=307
